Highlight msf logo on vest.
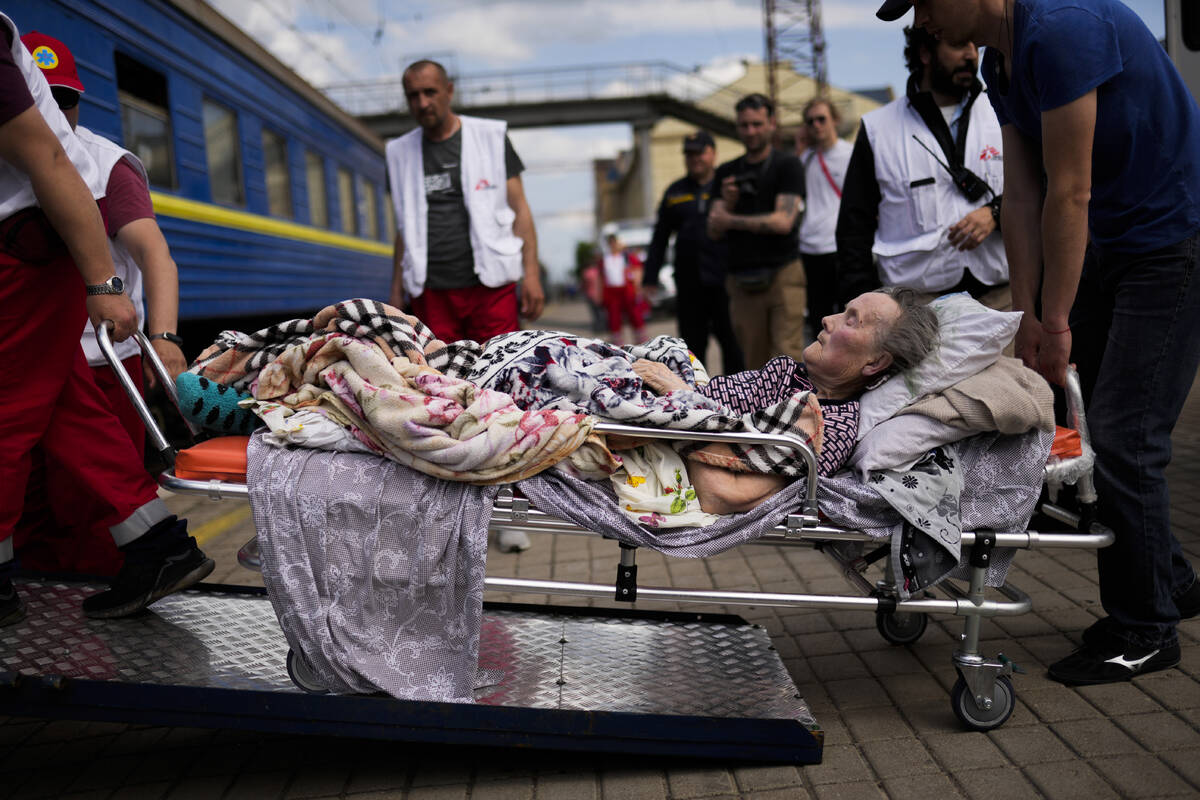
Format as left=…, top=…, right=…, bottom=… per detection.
left=979, top=145, right=1002, bottom=162
left=474, top=178, right=499, bottom=191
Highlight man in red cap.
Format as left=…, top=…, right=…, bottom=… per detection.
left=0, top=19, right=212, bottom=626
left=14, top=31, right=190, bottom=577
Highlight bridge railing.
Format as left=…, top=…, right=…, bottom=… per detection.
left=323, top=61, right=746, bottom=117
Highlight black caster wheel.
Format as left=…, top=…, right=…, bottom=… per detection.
left=951, top=674, right=1015, bottom=731
left=875, top=609, right=928, bottom=645
left=286, top=648, right=328, bottom=694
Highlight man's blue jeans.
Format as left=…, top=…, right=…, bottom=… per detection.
left=1071, top=231, right=1200, bottom=650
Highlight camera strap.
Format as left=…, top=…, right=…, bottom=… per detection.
left=910, top=135, right=995, bottom=202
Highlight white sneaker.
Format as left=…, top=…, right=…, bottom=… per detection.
left=497, top=529, right=532, bottom=553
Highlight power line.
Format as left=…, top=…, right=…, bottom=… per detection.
left=246, top=0, right=358, bottom=81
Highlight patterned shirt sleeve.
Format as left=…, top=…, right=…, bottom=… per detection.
left=698, top=356, right=799, bottom=413
left=699, top=358, right=860, bottom=476
left=817, top=397, right=859, bottom=476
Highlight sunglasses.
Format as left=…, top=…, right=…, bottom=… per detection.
left=51, top=86, right=80, bottom=111
left=805, top=115, right=828, bottom=125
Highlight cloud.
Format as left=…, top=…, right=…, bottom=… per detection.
left=821, top=0, right=906, bottom=30
left=381, top=0, right=760, bottom=67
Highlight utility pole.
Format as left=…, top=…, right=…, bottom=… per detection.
left=762, top=0, right=828, bottom=109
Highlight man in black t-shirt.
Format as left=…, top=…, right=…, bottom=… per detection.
left=387, top=60, right=544, bottom=344
left=708, top=93, right=807, bottom=369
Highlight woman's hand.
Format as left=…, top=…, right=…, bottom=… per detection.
left=632, top=359, right=688, bottom=394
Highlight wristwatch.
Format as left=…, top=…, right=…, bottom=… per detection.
left=85, top=275, right=124, bottom=296
left=149, top=332, right=184, bottom=347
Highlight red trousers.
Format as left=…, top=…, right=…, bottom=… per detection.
left=412, top=283, right=519, bottom=343
left=15, top=356, right=144, bottom=575
left=0, top=254, right=158, bottom=562
left=603, top=285, right=645, bottom=337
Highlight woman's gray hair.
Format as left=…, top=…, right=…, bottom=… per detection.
left=873, top=287, right=939, bottom=375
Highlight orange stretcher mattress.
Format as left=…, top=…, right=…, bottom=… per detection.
left=170, top=428, right=1086, bottom=487
left=1051, top=426, right=1083, bottom=460
left=174, top=436, right=251, bottom=482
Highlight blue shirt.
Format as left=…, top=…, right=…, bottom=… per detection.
left=982, top=0, right=1200, bottom=252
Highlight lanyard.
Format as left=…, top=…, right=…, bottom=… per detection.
left=816, top=150, right=841, bottom=199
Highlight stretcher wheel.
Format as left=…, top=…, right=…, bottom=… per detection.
left=875, top=609, right=928, bottom=645
left=286, top=649, right=328, bottom=694
left=951, top=674, right=1014, bottom=731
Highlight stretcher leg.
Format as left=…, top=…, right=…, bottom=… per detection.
left=950, top=533, right=1017, bottom=730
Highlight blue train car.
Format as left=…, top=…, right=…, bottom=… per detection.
left=6, top=0, right=393, bottom=323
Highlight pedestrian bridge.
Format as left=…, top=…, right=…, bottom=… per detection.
left=322, top=61, right=744, bottom=139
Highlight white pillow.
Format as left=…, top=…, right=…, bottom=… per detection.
left=856, top=292, right=1021, bottom=440
left=847, top=415, right=970, bottom=480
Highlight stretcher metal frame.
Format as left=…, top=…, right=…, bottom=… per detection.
left=59, top=327, right=1115, bottom=737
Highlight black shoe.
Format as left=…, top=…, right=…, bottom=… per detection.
left=82, top=537, right=214, bottom=619
left=1048, top=640, right=1181, bottom=686
left=1175, top=576, right=1200, bottom=620
left=0, top=580, right=24, bottom=627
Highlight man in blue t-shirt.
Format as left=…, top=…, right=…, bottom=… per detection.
left=875, top=0, right=1200, bottom=686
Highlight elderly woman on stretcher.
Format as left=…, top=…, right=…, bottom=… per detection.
left=178, top=287, right=938, bottom=528
left=626, top=287, right=937, bottom=519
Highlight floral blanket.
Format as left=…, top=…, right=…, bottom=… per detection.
left=191, top=299, right=612, bottom=484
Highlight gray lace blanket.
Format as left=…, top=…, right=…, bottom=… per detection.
left=247, top=434, right=497, bottom=703
left=248, top=427, right=1051, bottom=700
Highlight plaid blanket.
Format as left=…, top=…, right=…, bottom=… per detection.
left=456, top=330, right=823, bottom=478
left=191, top=299, right=824, bottom=479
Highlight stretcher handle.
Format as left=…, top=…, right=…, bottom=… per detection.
left=1060, top=364, right=1097, bottom=505
left=1061, top=365, right=1090, bottom=447
left=590, top=420, right=820, bottom=522
left=95, top=320, right=187, bottom=466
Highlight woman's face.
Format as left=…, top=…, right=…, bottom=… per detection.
left=803, top=293, right=901, bottom=392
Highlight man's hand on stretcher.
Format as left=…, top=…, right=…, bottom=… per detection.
left=633, top=359, right=689, bottom=394
left=89, top=294, right=139, bottom=341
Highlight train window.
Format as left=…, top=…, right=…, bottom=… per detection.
left=337, top=168, right=358, bottom=235
left=262, top=129, right=292, bottom=218
left=305, top=151, right=328, bottom=228
left=361, top=179, right=380, bottom=240
left=114, top=53, right=175, bottom=188
left=383, top=176, right=396, bottom=242
left=203, top=100, right=243, bottom=206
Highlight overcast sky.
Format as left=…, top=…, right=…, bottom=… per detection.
left=208, top=0, right=1168, bottom=280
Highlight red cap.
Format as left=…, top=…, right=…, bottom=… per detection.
left=20, top=32, right=85, bottom=93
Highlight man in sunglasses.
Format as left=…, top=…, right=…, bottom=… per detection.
left=796, top=98, right=853, bottom=336
left=835, top=26, right=1008, bottom=311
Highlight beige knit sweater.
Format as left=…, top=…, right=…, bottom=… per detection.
left=896, top=356, right=1055, bottom=434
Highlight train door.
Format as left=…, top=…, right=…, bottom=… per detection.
left=1166, top=0, right=1200, bottom=102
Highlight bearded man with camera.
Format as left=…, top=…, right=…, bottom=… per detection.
left=707, top=93, right=807, bottom=370
left=835, top=26, right=1009, bottom=311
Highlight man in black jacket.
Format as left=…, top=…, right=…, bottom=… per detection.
left=835, top=27, right=1008, bottom=310
left=644, top=130, right=743, bottom=373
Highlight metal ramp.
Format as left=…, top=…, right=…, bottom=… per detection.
left=1, top=580, right=822, bottom=763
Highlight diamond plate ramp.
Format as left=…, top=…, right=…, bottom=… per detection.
left=2, top=582, right=821, bottom=763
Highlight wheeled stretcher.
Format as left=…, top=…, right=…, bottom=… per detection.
left=1, top=325, right=1113, bottom=763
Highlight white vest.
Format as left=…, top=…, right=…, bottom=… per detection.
left=386, top=115, right=523, bottom=298
left=862, top=93, right=1007, bottom=292
left=75, top=127, right=149, bottom=366
left=0, top=13, right=104, bottom=219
